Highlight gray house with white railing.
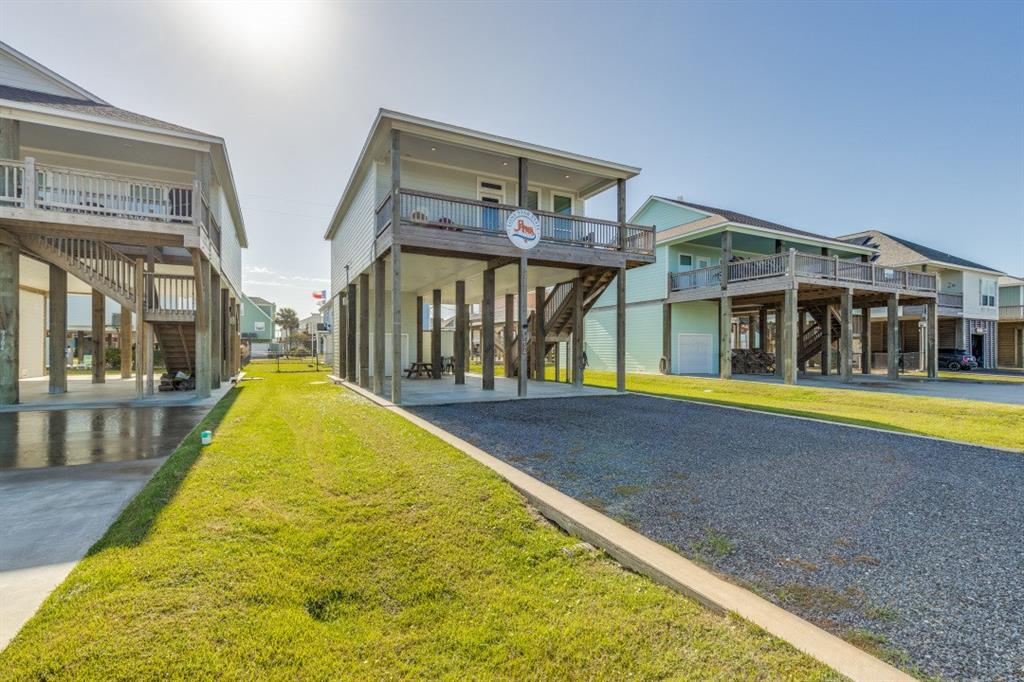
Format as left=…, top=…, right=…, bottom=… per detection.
left=324, top=110, right=654, bottom=403
left=0, top=41, right=246, bottom=404
left=839, top=231, right=1003, bottom=369
left=585, top=197, right=940, bottom=383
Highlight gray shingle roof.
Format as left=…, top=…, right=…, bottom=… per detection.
left=841, top=230, right=1002, bottom=273
left=656, top=196, right=856, bottom=246
left=0, top=84, right=212, bottom=137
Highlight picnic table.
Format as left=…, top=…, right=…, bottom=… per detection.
left=405, top=362, right=434, bottom=378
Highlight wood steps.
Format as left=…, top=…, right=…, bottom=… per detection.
left=152, top=322, right=195, bottom=376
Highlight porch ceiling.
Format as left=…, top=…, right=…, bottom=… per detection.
left=19, top=122, right=195, bottom=175
left=364, top=252, right=584, bottom=304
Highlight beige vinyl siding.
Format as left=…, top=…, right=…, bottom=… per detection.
left=584, top=302, right=663, bottom=373
left=331, top=165, right=377, bottom=296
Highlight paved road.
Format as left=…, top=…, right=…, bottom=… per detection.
left=0, top=405, right=208, bottom=649
left=414, top=395, right=1024, bottom=681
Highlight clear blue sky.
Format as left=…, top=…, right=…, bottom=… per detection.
left=3, top=1, right=1021, bottom=314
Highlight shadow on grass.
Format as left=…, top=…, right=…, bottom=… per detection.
left=85, top=385, right=243, bottom=554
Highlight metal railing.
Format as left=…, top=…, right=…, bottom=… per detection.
left=145, top=273, right=196, bottom=315
left=379, top=189, right=654, bottom=256
left=669, top=251, right=937, bottom=294
left=938, top=292, right=964, bottom=309
left=1000, top=305, right=1024, bottom=321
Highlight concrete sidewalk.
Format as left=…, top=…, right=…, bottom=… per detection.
left=0, top=458, right=166, bottom=649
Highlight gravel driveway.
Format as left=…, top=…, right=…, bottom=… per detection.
left=412, top=395, right=1024, bottom=681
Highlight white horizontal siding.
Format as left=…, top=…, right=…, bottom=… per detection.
left=215, top=186, right=242, bottom=295
left=331, top=165, right=377, bottom=296
left=0, top=51, right=83, bottom=99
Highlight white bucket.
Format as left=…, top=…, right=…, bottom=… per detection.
left=200, top=430, right=213, bottom=446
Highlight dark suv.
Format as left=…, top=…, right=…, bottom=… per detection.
left=937, top=348, right=978, bottom=371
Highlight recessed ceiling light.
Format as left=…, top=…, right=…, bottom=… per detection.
left=564, top=174, right=570, bottom=179
left=430, top=146, right=437, bottom=152
left=502, top=161, right=508, bottom=166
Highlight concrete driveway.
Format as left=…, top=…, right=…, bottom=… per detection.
left=0, top=405, right=209, bottom=649
left=413, top=395, right=1024, bottom=680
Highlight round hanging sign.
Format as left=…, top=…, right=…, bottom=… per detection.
left=505, top=209, right=541, bottom=250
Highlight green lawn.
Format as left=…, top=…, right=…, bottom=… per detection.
left=578, top=370, right=1023, bottom=451
left=0, top=366, right=836, bottom=680
left=906, top=370, right=1024, bottom=384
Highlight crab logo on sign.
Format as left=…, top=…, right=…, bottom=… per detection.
left=505, top=209, right=541, bottom=250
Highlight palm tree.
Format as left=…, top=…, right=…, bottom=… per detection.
left=274, top=307, right=300, bottom=351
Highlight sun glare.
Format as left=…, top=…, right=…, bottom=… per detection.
left=202, top=1, right=318, bottom=54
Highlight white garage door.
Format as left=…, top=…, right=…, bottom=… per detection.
left=677, top=333, right=713, bottom=374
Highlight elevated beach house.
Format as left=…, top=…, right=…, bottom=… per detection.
left=585, top=197, right=940, bottom=383
left=997, top=275, right=1024, bottom=369
left=324, top=110, right=654, bottom=403
left=839, top=231, right=1004, bottom=369
left=0, top=41, right=246, bottom=404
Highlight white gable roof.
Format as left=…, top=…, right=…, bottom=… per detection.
left=0, top=41, right=107, bottom=103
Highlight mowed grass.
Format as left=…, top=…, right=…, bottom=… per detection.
left=0, top=366, right=837, bottom=680
left=577, top=370, right=1023, bottom=451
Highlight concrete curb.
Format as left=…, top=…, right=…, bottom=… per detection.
left=331, top=376, right=912, bottom=682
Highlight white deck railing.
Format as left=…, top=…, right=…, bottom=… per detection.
left=670, top=251, right=938, bottom=294
left=1000, top=305, right=1024, bottom=321
left=0, top=157, right=221, bottom=254
left=145, top=273, right=196, bottom=316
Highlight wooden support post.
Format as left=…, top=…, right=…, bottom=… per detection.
left=373, top=258, right=385, bottom=395
left=926, top=300, right=938, bottom=379
left=504, top=293, right=514, bottom=378
left=191, top=250, right=211, bottom=398
left=720, top=231, right=732, bottom=289
left=221, top=287, right=230, bottom=380
left=415, top=295, right=424, bottom=363
left=210, top=273, right=221, bottom=390
left=534, top=285, right=545, bottom=382
left=134, top=258, right=145, bottom=398
left=758, top=306, right=768, bottom=351
left=358, top=272, right=369, bottom=388
left=145, top=320, right=155, bottom=396
left=887, top=294, right=900, bottom=380
left=431, top=289, right=442, bottom=379
left=719, top=295, right=732, bottom=379
left=783, top=287, right=798, bottom=385
left=840, top=289, right=853, bottom=382
left=346, top=283, right=357, bottom=382
left=773, top=304, right=784, bottom=379
left=482, top=268, right=495, bottom=390
left=797, top=311, right=807, bottom=373
left=48, top=266, right=68, bottom=393
left=91, top=290, right=106, bottom=384
left=118, top=304, right=131, bottom=381
left=455, top=280, right=466, bottom=385
left=662, top=302, right=672, bottom=374
left=860, top=306, right=872, bottom=374
left=0, top=242, right=18, bottom=404
left=616, top=267, right=626, bottom=391
left=518, top=257, right=529, bottom=396
left=518, top=157, right=529, bottom=206
left=821, top=304, right=832, bottom=376
left=572, top=275, right=584, bottom=388
left=553, top=339, right=560, bottom=382
left=391, top=244, right=402, bottom=403
left=335, top=294, right=346, bottom=377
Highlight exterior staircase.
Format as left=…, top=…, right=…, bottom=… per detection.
left=26, top=235, right=137, bottom=309
left=798, top=305, right=843, bottom=367
left=507, top=268, right=617, bottom=377
left=152, top=322, right=196, bottom=375
left=21, top=234, right=198, bottom=376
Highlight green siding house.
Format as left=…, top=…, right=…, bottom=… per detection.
left=241, top=294, right=275, bottom=344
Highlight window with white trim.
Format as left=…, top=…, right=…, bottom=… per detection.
left=980, top=278, right=996, bottom=307
left=678, top=254, right=692, bottom=269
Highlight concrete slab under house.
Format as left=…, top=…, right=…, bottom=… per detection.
left=585, top=196, right=942, bottom=384
left=323, top=110, right=655, bottom=404
left=0, top=41, right=247, bottom=408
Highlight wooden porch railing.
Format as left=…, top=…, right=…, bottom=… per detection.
left=670, top=251, right=938, bottom=294
left=375, top=189, right=655, bottom=256
left=938, top=292, right=964, bottom=308
left=1000, top=305, right=1024, bottom=321
left=145, top=273, right=196, bottom=315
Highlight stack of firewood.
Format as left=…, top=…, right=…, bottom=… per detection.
left=731, top=349, right=776, bottom=375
